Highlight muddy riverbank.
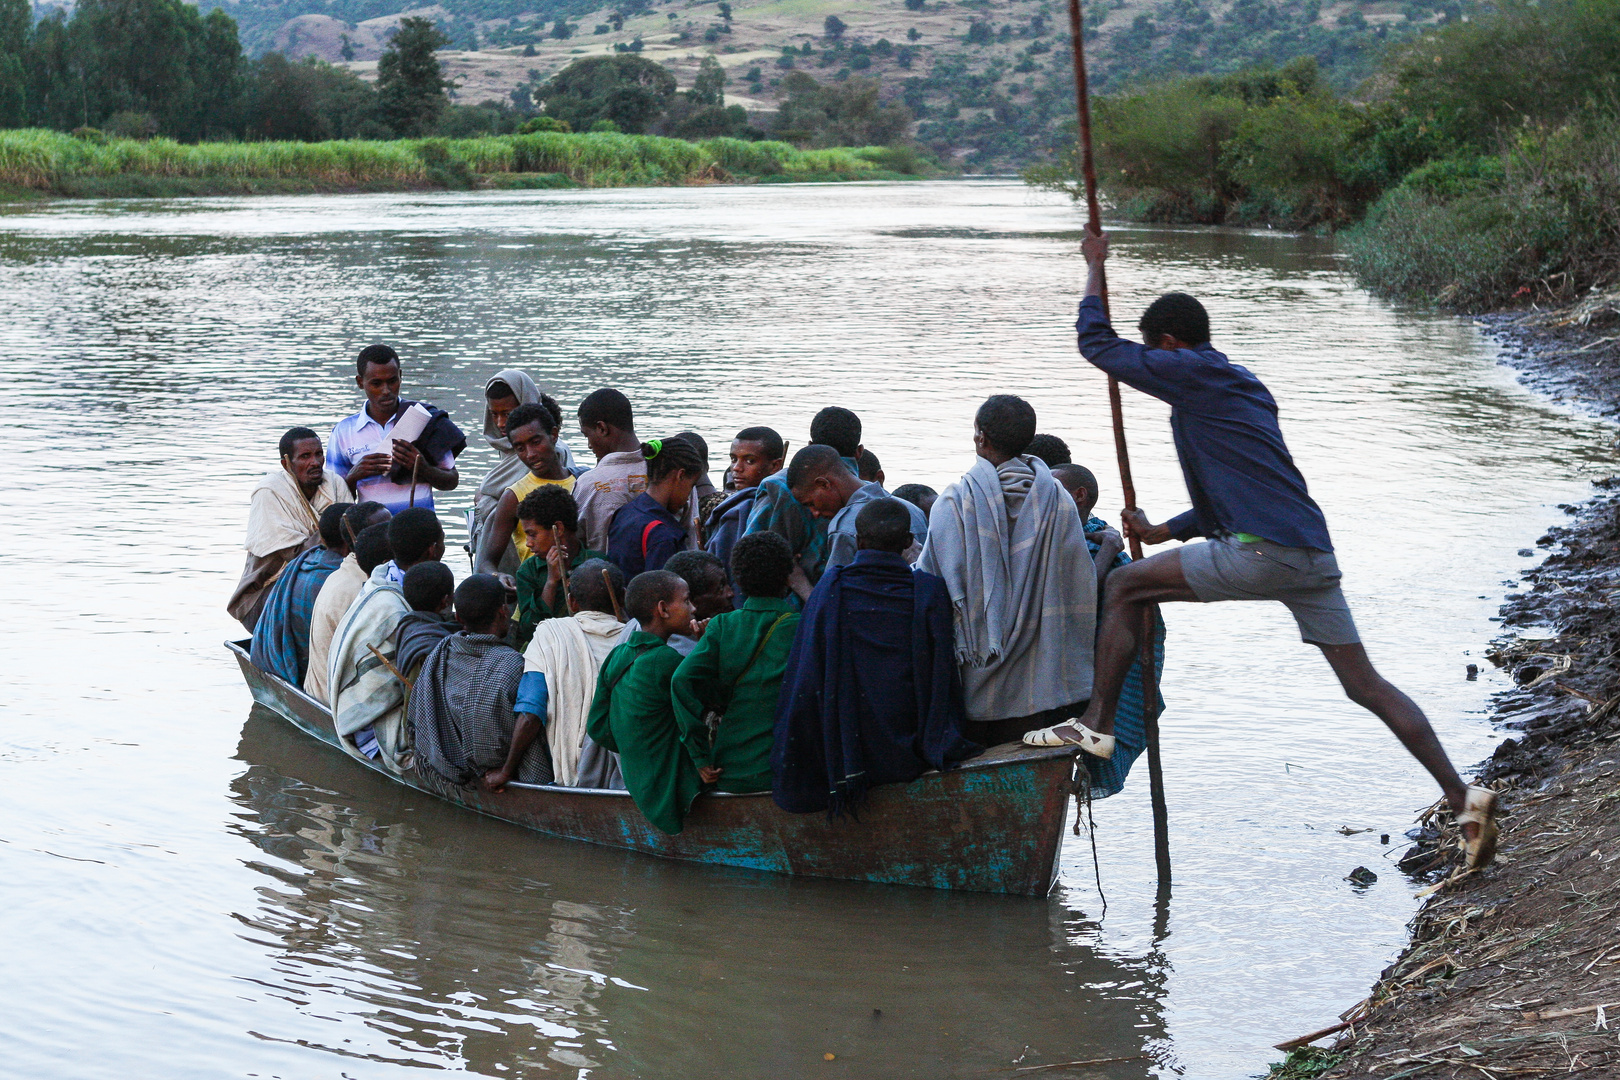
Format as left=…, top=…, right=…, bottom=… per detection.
left=1305, top=310, right=1620, bottom=1079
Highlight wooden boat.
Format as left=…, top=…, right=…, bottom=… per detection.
left=228, top=640, right=1075, bottom=896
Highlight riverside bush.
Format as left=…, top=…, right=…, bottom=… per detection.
left=0, top=128, right=909, bottom=191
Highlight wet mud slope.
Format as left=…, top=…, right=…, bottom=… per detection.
left=1315, top=314, right=1620, bottom=1078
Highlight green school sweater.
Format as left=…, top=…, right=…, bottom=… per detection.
left=670, top=596, right=800, bottom=794
left=586, top=631, right=704, bottom=835
left=512, top=547, right=608, bottom=651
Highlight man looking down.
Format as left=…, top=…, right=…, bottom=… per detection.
left=251, top=501, right=353, bottom=685
left=1027, top=227, right=1498, bottom=869
left=229, top=427, right=350, bottom=631
left=773, top=498, right=979, bottom=815
left=786, top=444, right=929, bottom=574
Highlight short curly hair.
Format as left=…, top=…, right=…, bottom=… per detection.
left=516, top=484, right=578, bottom=533
left=730, top=531, right=794, bottom=598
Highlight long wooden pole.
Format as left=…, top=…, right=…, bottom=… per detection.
left=1066, top=0, right=1172, bottom=890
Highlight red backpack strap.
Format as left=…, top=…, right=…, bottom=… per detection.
left=641, top=519, right=661, bottom=560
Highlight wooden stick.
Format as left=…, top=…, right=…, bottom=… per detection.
left=1274, top=1021, right=1352, bottom=1052
left=604, top=567, right=626, bottom=622
left=408, top=450, right=420, bottom=509
left=1067, top=0, right=1171, bottom=889
left=366, top=642, right=413, bottom=691
left=1013, top=1054, right=1153, bottom=1073
left=1523, top=1002, right=1620, bottom=1021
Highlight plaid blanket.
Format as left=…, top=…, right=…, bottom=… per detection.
left=410, top=632, right=528, bottom=787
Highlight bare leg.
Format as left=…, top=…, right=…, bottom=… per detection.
left=1048, top=548, right=1199, bottom=741
left=1317, top=642, right=1473, bottom=830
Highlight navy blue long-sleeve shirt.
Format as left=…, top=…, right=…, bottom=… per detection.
left=1076, top=295, right=1333, bottom=552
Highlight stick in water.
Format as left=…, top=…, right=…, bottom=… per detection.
left=366, top=642, right=413, bottom=691
left=1067, top=0, right=1171, bottom=889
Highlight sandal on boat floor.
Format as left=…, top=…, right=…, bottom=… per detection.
left=1457, top=785, right=1500, bottom=870
left=1023, top=721, right=1115, bottom=760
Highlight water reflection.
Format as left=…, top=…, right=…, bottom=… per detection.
left=230, top=708, right=1167, bottom=1078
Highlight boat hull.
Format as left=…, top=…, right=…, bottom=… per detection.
left=229, top=641, right=1072, bottom=896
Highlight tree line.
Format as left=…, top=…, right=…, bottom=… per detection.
left=1027, top=0, right=1620, bottom=310
left=0, top=0, right=920, bottom=151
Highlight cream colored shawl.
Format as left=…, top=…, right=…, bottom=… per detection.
left=245, top=465, right=349, bottom=558
left=522, top=610, right=624, bottom=786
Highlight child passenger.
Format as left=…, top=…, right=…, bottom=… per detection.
left=704, top=426, right=785, bottom=591
left=671, top=532, right=801, bottom=795
left=605, top=436, right=705, bottom=577
left=585, top=570, right=705, bottom=834
left=474, top=401, right=575, bottom=575
left=511, top=485, right=607, bottom=650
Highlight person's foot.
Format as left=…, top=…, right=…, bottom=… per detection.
left=1023, top=720, right=1116, bottom=759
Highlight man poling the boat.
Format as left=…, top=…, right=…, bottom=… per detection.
left=1022, top=226, right=1502, bottom=870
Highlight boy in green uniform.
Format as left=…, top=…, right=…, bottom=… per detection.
left=511, top=485, right=606, bottom=650
left=586, top=569, right=705, bottom=834
left=671, top=532, right=801, bottom=794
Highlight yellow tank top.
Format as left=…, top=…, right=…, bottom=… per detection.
left=509, top=473, right=575, bottom=562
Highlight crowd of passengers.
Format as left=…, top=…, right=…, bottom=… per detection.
left=234, top=344, right=1156, bottom=834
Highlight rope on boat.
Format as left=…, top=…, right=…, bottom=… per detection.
left=1070, top=750, right=1107, bottom=914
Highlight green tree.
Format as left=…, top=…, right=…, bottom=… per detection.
left=244, top=52, right=382, bottom=140
left=688, top=55, right=725, bottom=106
left=772, top=71, right=912, bottom=146
left=0, top=0, right=27, bottom=126
left=537, top=54, right=676, bottom=132
left=376, top=16, right=450, bottom=137
left=824, top=14, right=847, bottom=39
left=718, top=2, right=733, bottom=22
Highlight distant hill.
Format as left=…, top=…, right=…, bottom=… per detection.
left=192, top=0, right=1469, bottom=167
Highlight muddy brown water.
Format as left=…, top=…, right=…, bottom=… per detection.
left=0, top=181, right=1612, bottom=1079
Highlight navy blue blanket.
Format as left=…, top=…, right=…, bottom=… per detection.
left=771, top=550, right=980, bottom=815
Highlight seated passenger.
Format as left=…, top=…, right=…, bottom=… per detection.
left=304, top=508, right=391, bottom=702
left=394, top=561, right=458, bottom=683
left=772, top=498, right=980, bottom=814
left=703, top=426, right=786, bottom=597
left=573, top=388, right=649, bottom=550
left=1025, top=433, right=1072, bottom=468
left=409, top=575, right=532, bottom=790
left=785, top=445, right=929, bottom=573
left=511, top=484, right=607, bottom=651
left=614, top=548, right=733, bottom=656
left=585, top=570, right=704, bottom=834
left=891, top=483, right=938, bottom=520
left=520, top=559, right=628, bottom=788
left=474, top=401, right=577, bottom=576
left=856, top=447, right=884, bottom=485
left=605, top=436, right=704, bottom=577
left=328, top=509, right=446, bottom=772
left=250, top=501, right=353, bottom=685
left=672, top=532, right=802, bottom=795
left=1052, top=462, right=1164, bottom=800
left=470, top=371, right=579, bottom=575
left=1052, top=463, right=1125, bottom=593
left=228, top=426, right=350, bottom=631
left=917, top=396, right=1098, bottom=747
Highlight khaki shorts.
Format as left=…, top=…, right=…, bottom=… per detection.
left=1179, top=536, right=1360, bottom=646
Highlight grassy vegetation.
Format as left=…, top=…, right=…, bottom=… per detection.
left=1264, top=1048, right=1345, bottom=1078
left=0, top=128, right=930, bottom=197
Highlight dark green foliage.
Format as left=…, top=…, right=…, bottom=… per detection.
left=688, top=56, right=726, bottom=107
left=244, top=53, right=383, bottom=139
left=905, top=0, right=926, bottom=10
left=0, top=0, right=26, bottom=127
left=539, top=54, right=675, bottom=133
left=1266, top=1049, right=1345, bottom=1079
left=717, top=2, right=732, bottom=21
left=772, top=70, right=911, bottom=147
left=824, top=15, right=847, bottom=39
left=376, top=17, right=450, bottom=137
left=518, top=114, right=571, bottom=132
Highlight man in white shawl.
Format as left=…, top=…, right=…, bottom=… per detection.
left=229, top=426, right=351, bottom=631
left=327, top=510, right=447, bottom=774
left=470, top=370, right=578, bottom=574
left=508, top=559, right=627, bottom=789
left=916, top=395, right=1097, bottom=747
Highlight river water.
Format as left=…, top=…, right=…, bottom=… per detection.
left=0, top=181, right=1611, bottom=1079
